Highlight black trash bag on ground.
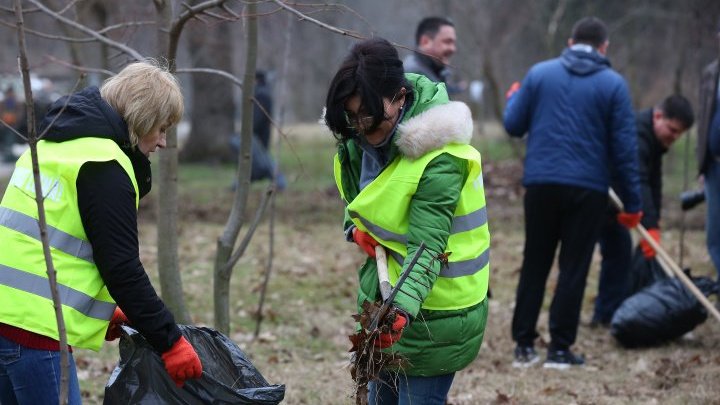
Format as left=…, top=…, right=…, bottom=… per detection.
left=104, top=325, right=285, bottom=404
left=610, top=276, right=717, bottom=348
left=627, top=245, right=666, bottom=296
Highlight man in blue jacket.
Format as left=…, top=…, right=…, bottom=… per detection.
left=504, top=16, right=642, bottom=369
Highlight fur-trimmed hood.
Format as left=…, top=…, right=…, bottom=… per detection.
left=395, top=100, right=473, bottom=159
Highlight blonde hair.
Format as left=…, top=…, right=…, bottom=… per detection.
left=100, top=60, right=184, bottom=146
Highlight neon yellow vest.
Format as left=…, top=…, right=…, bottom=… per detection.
left=334, top=143, right=490, bottom=310
left=0, top=138, right=138, bottom=351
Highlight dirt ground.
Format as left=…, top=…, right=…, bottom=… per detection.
left=5, top=135, right=714, bottom=404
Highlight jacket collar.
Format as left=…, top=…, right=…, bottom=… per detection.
left=394, top=101, right=473, bottom=159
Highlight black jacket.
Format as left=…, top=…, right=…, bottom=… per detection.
left=634, top=109, right=666, bottom=229
left=40, top=86, right=180, bottom=353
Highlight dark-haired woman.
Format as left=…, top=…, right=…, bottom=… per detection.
left=325, top=38, right=491, bottom=405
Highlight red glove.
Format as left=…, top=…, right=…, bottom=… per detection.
left=105, top=307, right=129, bottom=341
left=374, top=312, right=407, bottom=349
left=505, top=81, right=521, bottom=99
left=639, top=228, right=661, bottom=258
left=617, top=211, right=643, bottom=229
left=352, top=228, right=378, bottom=257
left=161, top=336, right=203, bottom=388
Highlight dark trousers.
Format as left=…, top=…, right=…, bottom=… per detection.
left=594, top=214, right=632, bottom=323
left=511, top=184, right=607, bottom=351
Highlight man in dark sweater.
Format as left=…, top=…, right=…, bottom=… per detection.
left=403, top=17, right=466, bottom=95
left=592, top=95, right=695, bottom=326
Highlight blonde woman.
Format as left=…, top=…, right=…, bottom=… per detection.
left=0, top=61, right=201, bottom=404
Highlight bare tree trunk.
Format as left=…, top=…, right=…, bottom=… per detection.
left=42, top=0, right=83, bottom=69
left=153, top=0, right=190, bottom=323
left=482, top=56, right=503, bottom=123
left=181, top=15, right=236, bottom=163
left=254, top=12, right=294, bottom=339
left=75, top=0, right=110, bottom=72
left=13, top=2, right=69, bottom=403
left=214, top=0, right=258, bottom=334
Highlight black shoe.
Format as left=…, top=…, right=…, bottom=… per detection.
left=512, top=345, right=539, bottom=368
left=543, top=349, right=585, bottom=370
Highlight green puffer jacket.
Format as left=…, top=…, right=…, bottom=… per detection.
left=335, top=74, right=489, bottom=376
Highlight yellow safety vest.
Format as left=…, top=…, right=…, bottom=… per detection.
left=0, top=138, right=138, bottom=351
left=335, top=143, right=490, bottom=310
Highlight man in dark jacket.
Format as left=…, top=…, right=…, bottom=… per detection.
left=504, top=17, right=642, bottom=369
left=698, top=24, right=720, bottom=288
left=403, top=17, right=465, bottom=95
left=592, top=95, right=695, bottom=326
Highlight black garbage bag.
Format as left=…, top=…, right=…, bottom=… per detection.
left=104, top=325, right=285, bottom=404
left=627, top=245, right=666, bottom=296
left=610, top=276, right=717, bottom=348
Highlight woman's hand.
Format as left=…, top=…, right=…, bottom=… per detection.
left=352, top=228, right=378, bottom=257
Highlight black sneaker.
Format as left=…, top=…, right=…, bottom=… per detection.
left=543, top=349, right=585, bottom=369
left=512, top=345, right=539, bottom=368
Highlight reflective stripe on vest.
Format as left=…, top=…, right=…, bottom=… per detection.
left=349, top=207, right=489, bottom=278
left=0, top=263, right=115, bottom=320
left=0, top=207, right=94, bottom=263
left=384, top=248, right=490, bottom=278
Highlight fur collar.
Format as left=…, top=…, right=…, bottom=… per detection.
left=395, top=101, right=473, bottom=159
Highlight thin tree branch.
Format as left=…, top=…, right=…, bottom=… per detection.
left=169, top=0, right=230, bottom=66
left=45, top=55, right=115, bottom=76
left=0, top=20, right=155, bottom=43
left=271, top=0, right=364, bottom=39
left=175, top=0, right=229, bottom=32
left=221, top=3, right=240, bottom=18
left=254, top=184, right=275, bottom=339
left=26, top=0, right=144, bottom=60
left=0, top=5, right=39, bottom=14
left=0, top=119, right=27, bottom=142
left=176, top=67, right=243, bottom=88
left=223, top=185, right=274, bottom=273
left=203, top=9, right=240, bottom=22
left=13, top=1, right=69, bottom=403
left=254, top=11, right=293, bottom=339
left=56, top=0, right=81, bottom=16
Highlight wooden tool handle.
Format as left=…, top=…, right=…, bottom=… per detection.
left=375, top=245, right=392, bottom=301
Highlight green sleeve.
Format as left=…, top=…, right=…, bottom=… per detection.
left=393, top=152, right=468, bottom=317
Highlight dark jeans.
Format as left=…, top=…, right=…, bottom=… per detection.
left=511, top=184, right=607, bottom=351
left=0, top=335, right=82, bottom=405
left=706, top=160, right=720, bottom=281
left=368, top=371, right=455, bottom=405
left=594, top=214, right=632, bottom=323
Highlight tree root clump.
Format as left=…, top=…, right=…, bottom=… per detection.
left=349, top=300, right=408, bottom=405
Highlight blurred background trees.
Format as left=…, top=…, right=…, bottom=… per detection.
left=2, top=0, right=718, bottom=141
